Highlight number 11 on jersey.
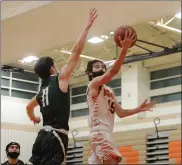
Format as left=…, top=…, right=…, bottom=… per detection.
left=42, top=87, right=49, bottom=107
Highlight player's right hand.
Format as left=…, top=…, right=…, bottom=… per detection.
left=32, top=116, right=41, bottom=124
left=119, top=30, right=136, bottom=49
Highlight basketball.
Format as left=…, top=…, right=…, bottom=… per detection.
left=114, top=25, right=137, bottom=48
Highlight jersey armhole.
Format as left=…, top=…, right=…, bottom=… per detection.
left=35, top=93, right=41, bottom=106
left=87, top=83, right=103, bottom=101
left=56, top=75, right=69, bottom=93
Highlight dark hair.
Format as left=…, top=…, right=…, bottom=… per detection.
left=6, top=142, right=20, bottom=152
left=34, top=57, right=54, bottom=79
left=85, top=60, right=106, bottom=81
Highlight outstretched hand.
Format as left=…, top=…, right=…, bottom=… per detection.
left=138, top=99, right=156, bottom=112
left=85, top=8, right=98, bottom=29
left=119, top=29, right=136, bottom=48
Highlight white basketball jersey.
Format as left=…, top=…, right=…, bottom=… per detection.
left=87, top=84, right=116, bottom=132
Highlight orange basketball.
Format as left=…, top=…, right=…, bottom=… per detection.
left=114, top=25, right=137, bottom=48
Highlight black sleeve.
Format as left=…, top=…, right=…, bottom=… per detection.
left=36, top=92, right=41, bottom=106
left=35, top=93, right=39, bottom=102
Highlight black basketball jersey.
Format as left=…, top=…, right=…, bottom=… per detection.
left=36, top=75, right=70, bottom=130
left=2, top=160, right=25, bottom=165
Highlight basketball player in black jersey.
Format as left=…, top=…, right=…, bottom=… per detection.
left=26, top=8, right=98, bottom=165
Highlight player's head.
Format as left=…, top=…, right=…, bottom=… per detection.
left=34, top=56, right=59, bottom=80
left=85, top=60, right=106, bottom=81
left=6, top=142, right=20, bottom=159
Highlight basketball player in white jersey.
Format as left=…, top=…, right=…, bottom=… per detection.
left=85, top=30, right=156, bottom=164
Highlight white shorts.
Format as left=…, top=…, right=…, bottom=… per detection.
left=88, top=125, right=122, bottom=164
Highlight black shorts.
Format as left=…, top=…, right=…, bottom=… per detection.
left=29, top=129, right=68, bottom=165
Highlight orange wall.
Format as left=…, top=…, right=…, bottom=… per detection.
left=118, top=146, right=139, bottom=164
left=169, top=141, right=181, bottom=165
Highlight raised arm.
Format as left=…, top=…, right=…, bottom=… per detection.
left=59, top=8, right=98, bottom=80
left=90, top=30, right=136, bottom=88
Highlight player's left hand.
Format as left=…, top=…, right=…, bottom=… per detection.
left=85, top=8, right=98, bottom=29
left=138, top=99, right=156, bottom=112
left=119, top=29, right=136, bottom=49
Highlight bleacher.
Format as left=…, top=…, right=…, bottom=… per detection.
left=66, top=123, right=181, bottom=164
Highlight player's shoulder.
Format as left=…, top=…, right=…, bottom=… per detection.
left=86, top=82, right=92, bottom=94
left=18, top=159, right=26, bottom=165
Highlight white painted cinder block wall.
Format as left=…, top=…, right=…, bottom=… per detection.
left=1, top=96, right=42, bottom=125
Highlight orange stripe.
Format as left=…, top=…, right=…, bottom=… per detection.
left=121, top=151, right=139, bottom=157
left=169, top=141, right=181, bottom=147
left=169, top=153, right=181, bottom=158
left=125, top=156, right=139, bottom=162
left=118, top=146, right=139, bottom=164
left=176, top=158, right=181, bottom=165
left=169, top=146, right=181, bottom=153
left=118, top=146, right=132, bottom=152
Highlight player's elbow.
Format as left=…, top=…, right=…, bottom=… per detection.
left=117, top=109, right=127, bottom=118
left=26, top=105, right=30, bottom=113
left=26, top=104, right=29, bottom=110
left=117, top=112, right=124, bottom=118
left=119, top=114, right=126, bottom=118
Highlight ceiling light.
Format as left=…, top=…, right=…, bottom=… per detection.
left=101, top=35, right=109, bottom=39
left=88, top=37, right=104, bottom=44
left=110, top=32, right=114, bottom=34
left=156, top=22, right=181, bottom=33
left=19, top=56, right=38, bottom=63
left=60, top=50, right=72, bottom=54
left=175, top=12, right=181, bottom=19
left=149, top=21, right=181, bottom=33
left=101, top=35, right=106, bottom=38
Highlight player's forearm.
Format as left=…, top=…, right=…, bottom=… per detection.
left=120, top=108, right=141, bottom=118
left=109, top=47, right=128, bottom=75
left=69, top=26, right=90, bottom=61
left=26, top=108, right=36, bottom=121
